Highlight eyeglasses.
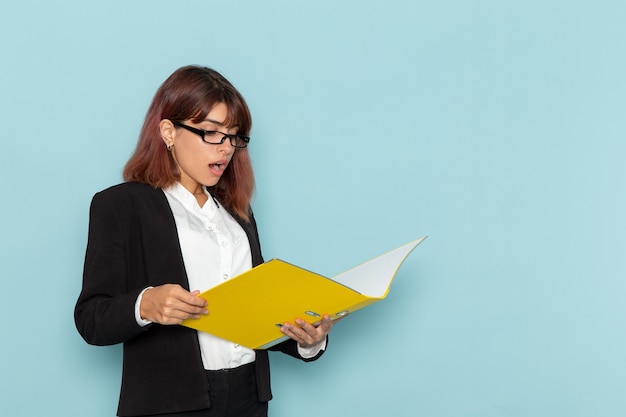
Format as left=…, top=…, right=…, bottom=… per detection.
left=173, top=121, right=250, bottom=148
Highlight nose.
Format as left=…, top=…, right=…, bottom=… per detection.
left=217, top=136, right=235, bottom=154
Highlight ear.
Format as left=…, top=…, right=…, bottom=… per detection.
left=160, top=119, right=177, bottom=148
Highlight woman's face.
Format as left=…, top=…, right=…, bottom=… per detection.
left=162, top=102, right=237, bottom=193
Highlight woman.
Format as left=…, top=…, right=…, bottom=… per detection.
left=74, top=65, right=332, bottom=417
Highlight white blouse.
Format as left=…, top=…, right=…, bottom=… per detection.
left=163, top=183, right=256, bottom=370
left=135, top=183, right=325, bottom=369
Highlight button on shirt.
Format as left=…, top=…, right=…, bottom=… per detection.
left=163, top=183, right=255, bottom=370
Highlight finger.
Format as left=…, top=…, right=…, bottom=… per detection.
left=176, top=305, right=209, bottom=318
left=317, top=315, right=333, bottom=332
left=171, top=297, right=209, bottom=316
left=279, top=322, right=308, bottom=344
left=184, top=295, right=209, bottom=308
left=161, top=303, right=209, bottom=323
left=145, top=286, right=209, bottom=322
left=162, top=288, right=209, bottom=315
left=297, top=315, right=332, bottom=336
left=159, top=291, right=206, bottom=312
left=169, top=287, right=208, bottom=308
left=295, top=319, right=314, bottom=333
left=291, top=320, right=327, bottom=346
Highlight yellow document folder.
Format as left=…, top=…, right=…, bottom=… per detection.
left=181, top=236, right=427, bottom=349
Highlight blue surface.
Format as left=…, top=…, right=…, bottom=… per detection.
left=1, top=1, right=625, bottom=416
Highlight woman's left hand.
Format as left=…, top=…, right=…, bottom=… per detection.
left=280, top=315, right=333, bottom=348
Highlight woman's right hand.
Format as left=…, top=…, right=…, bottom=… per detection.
left=140, top=284, right=209, bottom=325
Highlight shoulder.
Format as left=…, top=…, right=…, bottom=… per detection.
left=88, top=183, right=176, bottom=232
left=93, top=182, right=163, bottom=202
left=91, top=182, right=168, bottom=212
left=96, top=182, right=161, bottom=197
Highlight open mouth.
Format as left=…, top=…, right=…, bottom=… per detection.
left=209, top=162, right=226, bottom=173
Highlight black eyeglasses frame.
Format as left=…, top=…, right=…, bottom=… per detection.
left=172, top=121, right=250, bottom=148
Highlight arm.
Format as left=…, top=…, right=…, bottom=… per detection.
left=74, top=191, right=209, bottom=345
left=74, top=191, right=145, bottom=346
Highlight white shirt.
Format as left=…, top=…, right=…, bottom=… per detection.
left=164, top=182, right=256, bottom=370
left=136, top=183, right=324, bottom=370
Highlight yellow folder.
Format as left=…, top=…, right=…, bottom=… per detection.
left=181, top=236, right=427, bottom=349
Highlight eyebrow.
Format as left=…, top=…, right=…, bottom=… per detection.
left=203, top=118, right=239, bottom=129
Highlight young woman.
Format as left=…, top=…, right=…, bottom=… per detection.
left=75, top=65, right=333, bottom=417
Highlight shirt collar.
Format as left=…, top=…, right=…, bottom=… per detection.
left=163, top=182, right=218, bottom=217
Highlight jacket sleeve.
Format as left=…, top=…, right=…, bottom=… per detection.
left=74, top=191, right=148, bottom=346
left=268, top=337, right=327, bottom=362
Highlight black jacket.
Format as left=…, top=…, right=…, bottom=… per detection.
left=74, top=182, right=324, bottom=416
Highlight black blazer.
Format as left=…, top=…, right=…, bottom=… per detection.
left=74, top=182, right=324, bottom=417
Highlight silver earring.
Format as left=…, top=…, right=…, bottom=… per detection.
left=166, top=144, right=172, bottom=151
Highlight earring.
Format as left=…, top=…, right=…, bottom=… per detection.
left=166, top=143, right=173, bottom=151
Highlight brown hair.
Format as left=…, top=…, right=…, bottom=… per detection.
left=123, top=66, right=255, bottom=221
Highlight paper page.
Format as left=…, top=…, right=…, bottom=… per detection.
left=331, top=237, right=426, bottom=297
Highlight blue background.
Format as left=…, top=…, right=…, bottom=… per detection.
left=1, top=1, right=625, bottom=416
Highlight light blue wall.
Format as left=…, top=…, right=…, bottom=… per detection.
left=1, top=1, right=625, bottom=416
